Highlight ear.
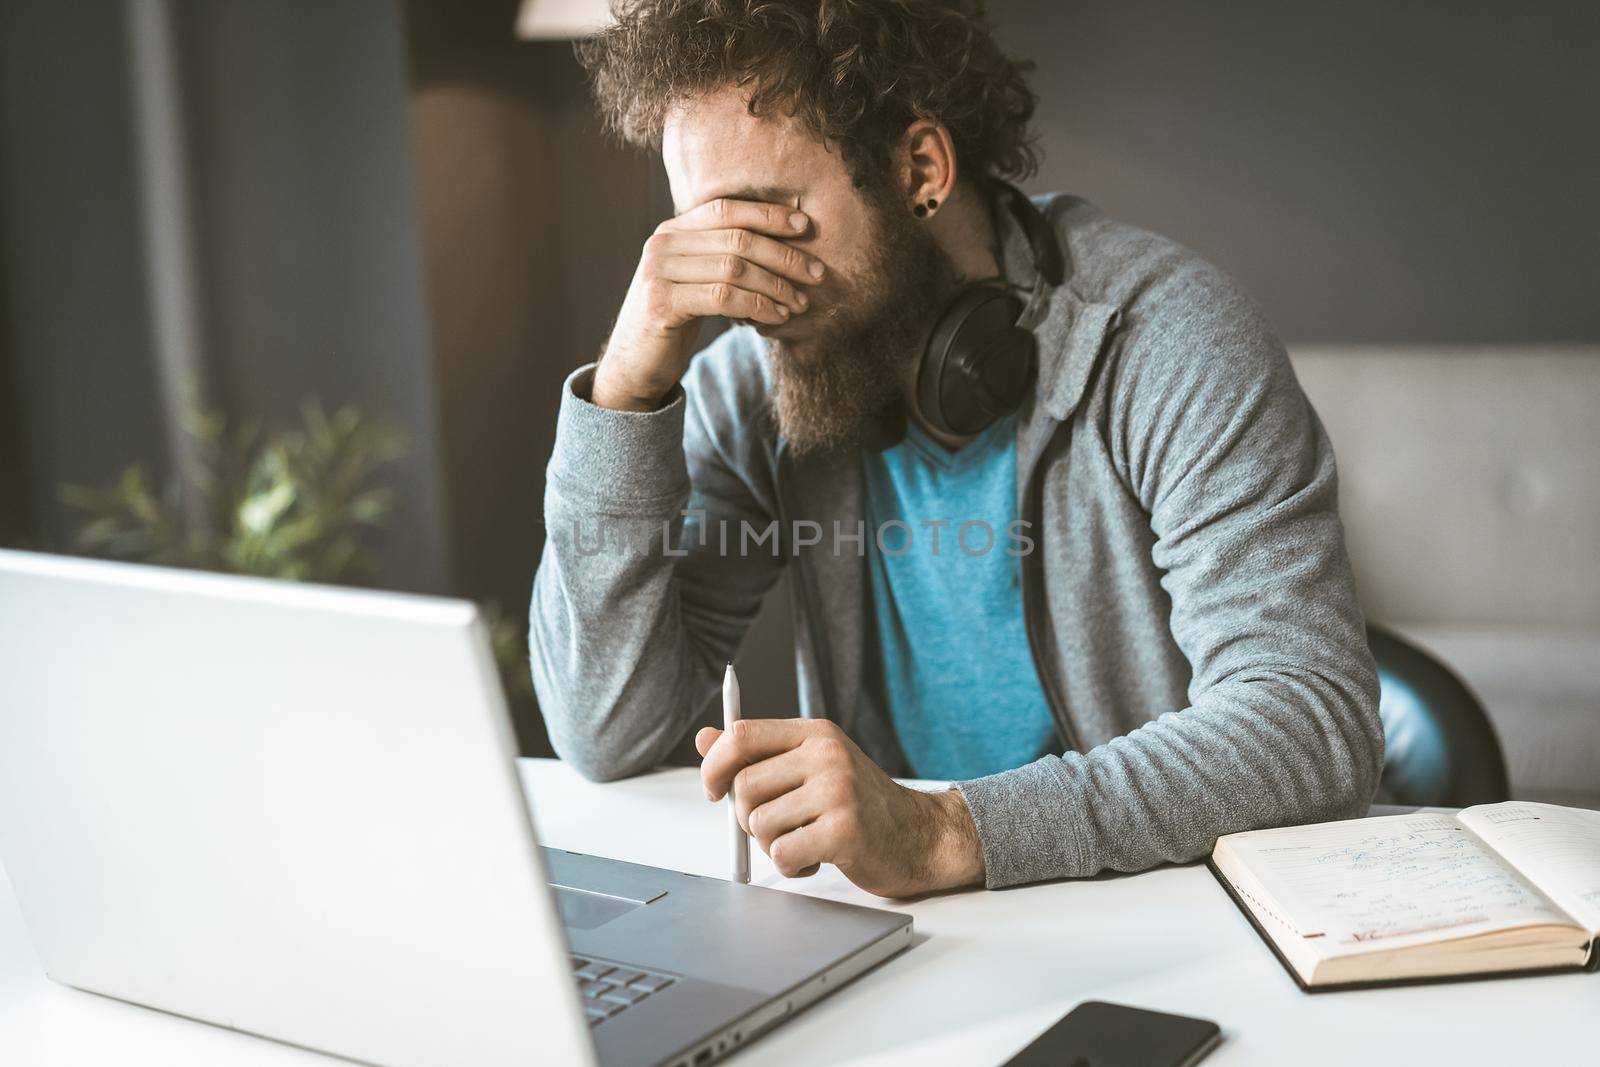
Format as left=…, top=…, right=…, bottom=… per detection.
left=897, top=118, right=958, bottom=213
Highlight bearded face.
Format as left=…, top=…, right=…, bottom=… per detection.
left=758, top=177, right=962, bottom=454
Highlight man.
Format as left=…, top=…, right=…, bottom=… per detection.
left=529, top=0, right=1383, bottom=898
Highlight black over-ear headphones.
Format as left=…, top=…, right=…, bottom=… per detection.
left=915, top=180, right=1065, bottom=437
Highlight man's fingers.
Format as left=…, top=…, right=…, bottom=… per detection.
left=745, top=764, right=832, bottom=844
left=694, top=726, right=721, bottom=758
left=665, top=229, right=825, bottom=289
left=656, top=254, right=810, bottom=314
left=731, top=750, right=809, bottom=833
left=700, top=717, right=817, bottom=801
left=673, top=282, right=790, bottom=325
left=768, top=821, right=830, bottom=880
left=661, top=197, right=808, bottom=241
left=745, top=777, right=825, bottom=851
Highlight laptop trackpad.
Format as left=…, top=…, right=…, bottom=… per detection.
left=552, top=886, right=641, bottom=930
left=542, top=848, right=671, bottom=906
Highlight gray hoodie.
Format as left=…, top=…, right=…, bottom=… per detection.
left=529, top=192, right=1383, bottom=889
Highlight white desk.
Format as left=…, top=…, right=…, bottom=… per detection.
left=2, top=759, right=1594, bottom=1065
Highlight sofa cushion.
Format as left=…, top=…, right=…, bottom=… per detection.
left=1290, top=345, right=1600, bottom=628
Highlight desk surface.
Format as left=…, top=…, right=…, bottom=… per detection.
left=2, top=758, right=1594, bottom=1065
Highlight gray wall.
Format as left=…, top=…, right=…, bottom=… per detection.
left=995, top=0, right=1600, bottom=342
left=0, top=0, right=169, bottom=543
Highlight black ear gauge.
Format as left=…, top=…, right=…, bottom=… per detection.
left=913, top=203, right=928, bottom=218
left=926, top=197, right=938, bottom=210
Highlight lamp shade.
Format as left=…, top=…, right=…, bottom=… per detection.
left=516, top=0, right=614, bottom=40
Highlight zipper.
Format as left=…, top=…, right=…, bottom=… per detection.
left=1020, top=433, right=1083, bottom=755
left=1016, top=301, right=1121, bottom=757
left=775, top=442, right=839, bottom=722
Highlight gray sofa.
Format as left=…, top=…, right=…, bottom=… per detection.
left=1291, top=345, right=1599, bottom=809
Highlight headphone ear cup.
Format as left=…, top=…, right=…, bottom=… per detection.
left=917, top=282, right=1033, bottom=437
left=976, top=324, right=1037, bottom=414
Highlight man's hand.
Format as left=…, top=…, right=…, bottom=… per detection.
left=696, top=718, right=985, bottom=898
left=591, top=198, right=826, bottom=412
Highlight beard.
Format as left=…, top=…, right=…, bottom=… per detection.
left=761, top=181, right=960, bottom=455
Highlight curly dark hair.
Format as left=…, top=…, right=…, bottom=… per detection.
left=574, top=0, right=1041, bottom=191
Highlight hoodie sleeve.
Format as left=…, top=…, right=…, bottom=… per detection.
left=528, top=331, right=786, bottom=781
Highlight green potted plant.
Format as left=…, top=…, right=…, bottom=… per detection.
left=60, top=398, right=534, bottom=704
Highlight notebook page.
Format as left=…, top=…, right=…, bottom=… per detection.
left=1458, top=802, right=1600, bottom=935
left=1222, top=813, right=1578, bottom=957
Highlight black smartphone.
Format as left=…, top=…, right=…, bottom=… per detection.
left=1001, top=1000, right=1222, bottom=1067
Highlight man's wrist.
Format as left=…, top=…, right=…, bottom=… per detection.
left=590, top=363, right=664, bottom=412
left=927, top=787, right=985, bottom=891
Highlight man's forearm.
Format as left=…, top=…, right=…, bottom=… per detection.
left=954, top=667, right=1380, bottom=888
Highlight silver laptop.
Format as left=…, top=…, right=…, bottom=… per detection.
left=0, top=549, right=912, bottom=1067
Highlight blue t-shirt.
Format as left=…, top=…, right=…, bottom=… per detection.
left=858, top=413, right=1059, bottom=780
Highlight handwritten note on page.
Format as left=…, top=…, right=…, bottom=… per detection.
left=1224, top=813, right=1578, bottom=956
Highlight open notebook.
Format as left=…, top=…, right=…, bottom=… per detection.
left=1209, top=801, right=1600, bottom=990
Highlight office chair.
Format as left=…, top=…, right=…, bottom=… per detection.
left=1370, top=625, right=1511, bottom=807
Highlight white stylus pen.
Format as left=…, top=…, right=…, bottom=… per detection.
left=723, top=662, right=750, bottom=884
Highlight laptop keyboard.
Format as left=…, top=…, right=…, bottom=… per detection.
left=571, top=954, right=678, bottom=1027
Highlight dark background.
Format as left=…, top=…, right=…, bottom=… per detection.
left=1, top=0, right=1596, bottom=754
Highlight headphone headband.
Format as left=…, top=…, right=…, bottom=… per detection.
left=990, top=179, right=1064, bottom=288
